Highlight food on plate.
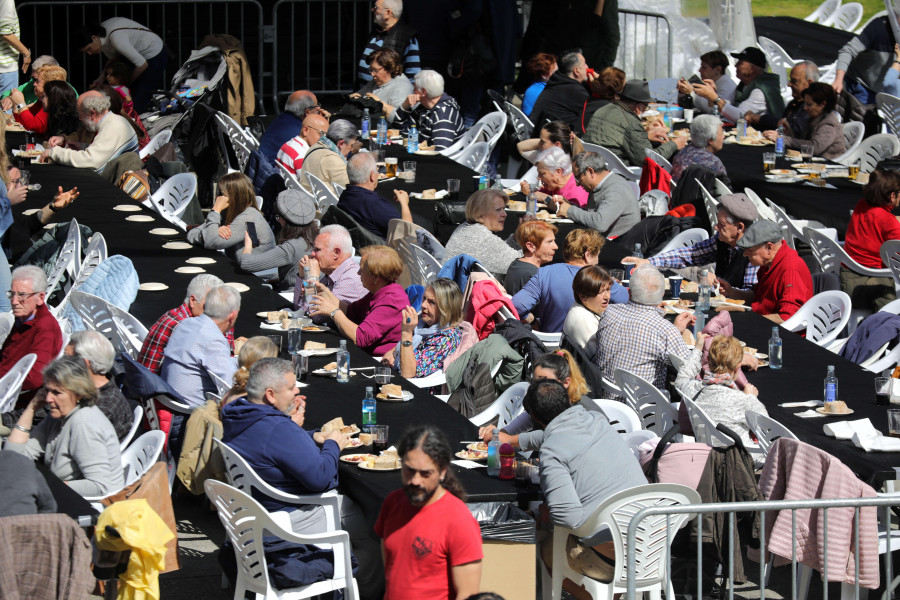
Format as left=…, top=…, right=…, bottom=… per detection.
left=302, top=325, right=324, bottom=332
left=824, top=400, right=850, bottom=414
left=304, top=341, right=326, bottom=350
left=535, top=209, right=555, bottom=221
left=507, top=200, right=526, bottom=211
left=674, top=298, right=692, bottom=309
left=321, top=416, right=360, bottom=435
left=422, top=189, right=436, bottom=199
left=738, top=136, right=766, bottom=145
left=322, top=361, right=337, bottom=371
left=267, top=310, right=290, bottom=322
left=743, top=346, right=757, bottom=355
left=680, top=281, right=699, bottom=294
left=341, top=453, right=375, bottom=463
left=281, top=317, right=291, bottom=330
left=466, top=442, right=487, bottom=451
left=856, top=173, right=870, bottom=184
left=380, top=384, right=403, bottom=397
left=347, top=437, right=364, bottom=447
left=456, top=449, right=488, bottom=460
left=387, top=128, right=400, bottom=138
left=418, top=143, right=434, bottom=152
left=785, top=149, right=801, bottom=159
left=358, top=432, right=374, bottom=445
left=725, top=298, right=745, bottom=305
left=366, top=452, right=401, bottom=469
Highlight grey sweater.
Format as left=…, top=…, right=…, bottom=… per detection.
left=186, top=207, right=275, bottom=259
left=235, top=237, right=310, bottom=289
left=358, top=74, right=414, bottom=123
left=5, top=405, right=124, bottom=497
left=540, top=405, right=646, bottom=530
left=0, top=450, right=57, bottom=517
left=443, top=222, right=522, bottom=277
left=566, top=172, right=640, bottom=238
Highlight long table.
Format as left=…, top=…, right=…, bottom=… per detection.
left=753, top=16, right=855, bottom=67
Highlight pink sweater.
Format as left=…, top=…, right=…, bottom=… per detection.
left=758, top=438, right=879, bottom=589
left=540, top=173, right=589, bottom=208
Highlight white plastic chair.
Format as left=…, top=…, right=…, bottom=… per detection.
left=0, top=313, right=14, bottom=346
left=758, top=37, right=800, bottom=93
left=780, top=290, right=852, bottom=348
left=589, top=399, right=642, bottom=434
left=205, top=480, right=359, bottom=600
left=276, top=160, right=306, bottom=192
left=804, top=0, right=841, bottom=23
left=45, top=218, right=81, bottom=298
left=408, top=242, right=441, bottom=286
left=669, top=352, right=686, bottom=372
left=613, top=368, right=677, bottom=436
left=119, top=404, right=144, bottom=452
left=767, top=200, right=809, bottom=250
left=332, top=183, right=345, bottom=197
left=582, top=142, right=641, bottom=181
left=109, top=304, right=149, bottom=358
left=541, top=483, right=701, bottom=600
left=121, top=430, right=165, bottom=487
left=471, top=111, right=507, bottom=154
left=207, top=369, right=233, bottom=397
left=880, top=239, right=900, bottom=294
left=744, top=410, right=798, bottom=457
left=681, top=395, right=748, bottom=449
left=454, top=141, right=490, bottom=172
left=648, top=78, right=679, bottom=105
left=644, top=147, right=673, bottom=173
left=740, top=188, right=776, bottom=222
left=67, top=291, right=122, bottom=351
left=145, top=173, right=196, bottom=230
left=53, top=233, right=109, bottom=318
left=0, top=353, right=37, bottom=414
left=439, top=123, right=486, bottom=159
left=832, top=121, right=866, bottom=164
left=532, top=330, right=562, bottom=350
left=505, top=101, right=534, bottom=142
left=806, top=227, right=891, bottom=281
left=652, top=228, right=708, bottom=256
left=696, top=179, right=719, bottom=234
left=138, top=129, right=172, bottom=160
left=468, top=381, right=529, bottom=428
left=877, top=92, right=900, bottom=134
left=838, top=133, right=900, bottom=173
left=830, top=2, right=863, bottom=30
left=304, top=172, right=340, bottom=209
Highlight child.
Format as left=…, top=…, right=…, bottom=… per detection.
left=104, top=60, right=149, bottom=149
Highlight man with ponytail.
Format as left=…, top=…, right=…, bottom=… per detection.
left=375, top=425, right=483, bottom=600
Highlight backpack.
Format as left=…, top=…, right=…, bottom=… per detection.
left=447, top=356, right=496, bottom=418
left=493, top=319, right=547, bottom=378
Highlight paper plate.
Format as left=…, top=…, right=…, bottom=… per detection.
left=139, top=282, right=169, bottom=291
left=226, top=282, right=250, bottom=292
left=126, top=215, right=155, bottom=222
left=358, top=462, right=401, bottom=471
left=21, top=208, right=40, bottom=216
left=815, top=407, right=855, bottom=416
left=312, top=368, right=337, bottom=377
left=340, top=454, right=376, bottom=464
left=162, top=241, right=192, bottom=250
left=377, top=390, right=414, bottom=402
left=186, top=257, right=216, bottom=265
left=150, top=227, right=180, bottom=236
left=413, top=150, right=438, bottom=156
left=174, top=266, right=205, bottom=274
left=113, top=204, right=142, bottom=212
left=410, top=190, right=449, bottom=200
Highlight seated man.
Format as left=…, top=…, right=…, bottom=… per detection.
left=275, top=112, right=329, bottom=175
left=222, top=357, right=350, bottom=532
left=584, top=79, right=687, bottom=167
left=393, top=69, right=465, bottom=151
left=259, top=90, right=325, bottom=162
left=548, top=151, right=639, bottom=238
left=528, top=50, right=591, bottom=136
left=138, top=274, right=228, bottom=374
left=294, top=224, right=367, bottom=324
left=626, top=193, right=759, bottom=292
left=691, top=47, right=785, bottom=123
left=723, top=219, right=814, bottom=323
left=160, top=285, right=240, bottom=408
left=298, top=119, right=359, bottom=195
left=748, top=61, right=818, bottom=133
left=526, top=380, right=646, bottom=584
left=676, top=50, right=736, bottom=115
left=670, top=115, right=731, bottom=188
left=338, top=152, right=412, bottom=239
left=0, top=266, right=63, bottom=393
left=357, top=0, right=421, bottom=84
left=41, top=90, right=138, bottom=173
left=65, top=331, right=133, bottom=443
left=595, top=265, right=693, bottom=399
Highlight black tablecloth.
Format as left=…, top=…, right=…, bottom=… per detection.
left=754, top=16, right=855, bottom=67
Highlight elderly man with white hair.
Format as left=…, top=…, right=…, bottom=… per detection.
left=549, top=151, right=639, bottom=238
left=337, top=152, right=412, bottom=239
left=161, top=285, right=241, bottom=409
left=65, top=330, right=134, bottom=442
left=0, top=265, right=63, bottom=392
left=394, top=69, right=464, bottom=150
left=298, top=118, right=359, bottom=195
left=41, top=90, right=138, bottom=173
left=357, top=0, right=420, bottom=84
left=670, top=114, right=731, bottom=187
left=260, top=90, right=328, bottom=163
left=594, top=265, right=693, bottom=399
left=295, top=224, right=367, bottom=324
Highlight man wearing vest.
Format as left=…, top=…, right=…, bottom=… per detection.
left=357, top=0, right=421, bottom=86
left=693, top=47, right=785, bottom=124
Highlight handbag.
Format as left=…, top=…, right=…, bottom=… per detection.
left=118, top=169, right=151, bottom=202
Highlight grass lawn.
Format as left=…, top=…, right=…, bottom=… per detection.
left=682, top=0, right=885, bottom=21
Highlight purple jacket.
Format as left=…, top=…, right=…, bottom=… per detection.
left=346, top=282, right=410, bottom=355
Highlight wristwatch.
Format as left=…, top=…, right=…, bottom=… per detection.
left=401, top=340, right=413, bottom=347
left=14, top=103, right=25, bottom=112
left=329, top=308, right=339, bottom=319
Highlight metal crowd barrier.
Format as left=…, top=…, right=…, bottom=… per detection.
left=617, top=10, right=674, bottom=80
left=625, top=495, right=900, bottom=600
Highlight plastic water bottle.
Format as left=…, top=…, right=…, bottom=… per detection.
left=775, top=125, right=784, bottom=157
left=693, top=305, right=706, bottom=333
left=625, top=243, right=643, bottom=280
left=361, top=108, right=371, bottom=141
left=768, top=326, right=783, bottom=369
left=407, top=125, right=418, bottom=153
left=824, top=365, right=838, bottom=406
left=737, top=117, right=747, bottom=138
left=362, top=386, right=376, bottom=426
left=525, top=193, right=537, bottom=215
left=487, top=428, right=500, bottom=476
left=303, top=266, right=317, bottom=310
left=336, top=340, right=350, bottom=383
left=697, top=269, right=711, bottom=312
left=478, top=165, right=489, bottom=190
left=377, top=116, right=387, bottom=146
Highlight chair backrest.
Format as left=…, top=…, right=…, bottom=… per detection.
left=613, top=369, right=676, bottom=435
left=0, top=312, right=14, bottom=346
left=468, top=381, right=529, bottom=429
left=45, top=218, right=82, bottom=298
left=408, top=242, right=441, bottom=286
left=833, top=120, right=866, bottom=165
left=876, top=92, right=900, bottom=135
left=652, top=228, right=708, bottom=257
left=582, top=142, right=641, bottom=181
left=840, top=133, right=900, bottom=173
left=207, top=368, right=233, bottom=397
left=781, top=290, right=852, bottom=347
left=120, top=404, right=144, bottom=451
left=332, top=183, right=345, bottom=196
left=121, top=430, right=166, bottom=486
left=0, top=353, right=37, bottom=414
left=305, top=172, right=340, bottom=210
left=109, top=304, right=149, bottom=358
left=138, top=129, right=172, bottom=160
left=804, top=0, right=841, bottom=23
left=647, top=78, right=679, bottom=105
left=67, top=291, right=123, bottom=349
left=766, top=199, right=806, bottom=250
left=804, top=226, right=842, bottom=274
left=880, top=239, right=900, bottom=293
left=712, top=177, right=732, bottom=197
left=150, top=173, right=197, bottom=222
left=589, top=399, right=642, bottom=434
left=744, top=410, right=797, bottom=457
left=505, top=101, right=534, bottom=142
left=757, top=37, right=797, bottom=90
left=740, top=187, right=777, bottom=222
left=831, top=1, right=863, bottom=30
left=681, top=396, right=736, bottom=447
left=644, top=148, right=673, bottom=172
left=455, top=141, right=491, bottom=172
left=696, top=179, right=719, bottom=234
left=474, top=111, right=507, bottom=152
left=440, top=123, right=487, bottom=159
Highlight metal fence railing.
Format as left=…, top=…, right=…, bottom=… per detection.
left=625, top=495, right=900, bottom=600
left=617, top=10, right=674, bottom=80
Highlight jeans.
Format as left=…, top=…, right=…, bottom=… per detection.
left=0, top=71, right=17, bottom=96
left=131, top=50, right=168, bottom=113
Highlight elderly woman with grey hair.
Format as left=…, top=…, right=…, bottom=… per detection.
left=394, top=69, right=465, bottom=150
left=443, top=189, right=525, bottom=277
left=6, top=356, right=124, bottom=498
left=65, top=331, right=134, bottom=443
left=298, top=118, right=360, bottom=195
left=670, top=114, right=731, bottom=187
left=520, top=146, right=589, bottom=208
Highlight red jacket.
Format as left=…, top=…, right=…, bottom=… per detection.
left=639, top=157, right=673, bottom=197
left=466, top=280, right=519, bottom=340
left=14, top=104, right=48, bottom=135
left=0, top=303, right=63, bottom=391
left=752, top=243, right=814, bottom=320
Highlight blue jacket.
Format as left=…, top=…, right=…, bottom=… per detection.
left=221, top=398, right=340, bottom=513
left=437, top=254, right=479, bottom=293
left=839, top=312, right=900, bottom=365
left=259, top=113, right=304, bottom=162
left=336, top=185, right=400, bottom=239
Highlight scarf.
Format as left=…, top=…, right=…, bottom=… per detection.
left=318, top=137, right=347, bottom=164
left=702, top=371, right=739, bottom=389
left=391, top=322, right=442, bottom=368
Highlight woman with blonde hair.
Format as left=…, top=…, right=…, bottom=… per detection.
left=222, top=336, right=280, bottom=404
left=11, top=64, right=69, bottom=134
left=443, top=189, right=524, bottom=278
left=187, top=172, right=276, bottom=259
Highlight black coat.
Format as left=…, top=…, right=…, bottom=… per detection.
left=529, top=71, right=589, bottom=135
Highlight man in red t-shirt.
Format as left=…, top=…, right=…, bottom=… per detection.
left=720, top=219, right=813, bottom=322
left=375, top=425, right=483, bottom=600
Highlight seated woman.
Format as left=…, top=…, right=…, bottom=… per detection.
left=351, top=48, right=413, bottom=124
left=842, top=168, right=900, bottom=310
left=581, top=66, right=626, bottom=127
left=6, top=356, right=124, bottom=498
left=187, top=172, right=275, bottom=259
left=478, top=350, right=592, bottom=450
left=513, top=229, right=627, bottom=332
left=763, top=82, right=845, bottom=159
left=562, top=265, right=614, bottom=359
left=504, top=220, right=558, bottom=295
left=516, top=120, right=584, bottom=164
left=522, top=52, right=557, bottom=116
left=675, top=333, right=767, bottom=446
left=10, top=65, right=68, bottom=135
left=41, top=81, right=80, bottom=138
left=520, top=146, right=589, bottom=208
left=311, top=245, right=410, bottom=355
left=443, top=189, right=523, bottom=278
left=382, top=278, right=463, bottom=378
left=222, top=336, right=280, bottom=405
left=670, top=114, right=730, bottom=187
left=235, top=189, right=318, bottom=291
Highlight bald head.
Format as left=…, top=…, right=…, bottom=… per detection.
left=301, top=113, right=329, bottom=146
left=285, top=90, right=318, bottom=118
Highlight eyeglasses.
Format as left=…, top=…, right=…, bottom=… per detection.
left=304, top=104, right=322, bottom=114
left=369, top=65, right=385, bottom=74
left=6, top=291, right=39, bottom=300
left=305, top=126, right=327, bottom=137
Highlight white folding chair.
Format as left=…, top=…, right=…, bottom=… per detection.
left=505, top=101, right=534, bottom=142
left=644, top=147, right=673, bottom=172
left=0, top=353, right=37, bottom=414
left=439, top=123, right=486, bottom=159
left=744, top=410, right=798, bottom=457
left=832, top=120, right=866, bottom=164
left=804, top=0, right=841, bottom=23
left=120, top=404, right=144, bottom=451
left=138, top=129, right=172, bottom=160
left=696, top=179, right=719, bottom=234
left=145, top=173, right=196, bottom=229
left=541, top=483, right=701, bottom=600
left=470, top=111, right=507, bottom=154
left=532, top=330, right=562, bottom=350
left=453, top=141, right=490, bottom=172
left=468, top=381, right=529, bottom=428
left=652, top=228, right=708, bottom=256
left=647, top=78, right=679, bottom=105
left=758, top=37, right=800, bottom=94
left=780, top=290, right=852, bottom=348
left=305, top=172, right=341, bottom=209
left=121, top=430, right=165, bottom=487
left=45, top=218, right=82, bottom=298
left=588, top=399, right=642, bottom=434
left=830, top=2, right=863, bottom=30
left=0, top=313, right=14, bottom=346
left=613, top=368, right=677, bottom=436
left=205, top=480, right=359, bottom=600
left=582, top=142, right=641, bottom=181
left=838, top=133, right=900, bottom=173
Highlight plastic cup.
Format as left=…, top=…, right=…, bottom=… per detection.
left=375, top=366, right=392, bottom=385
left=403, top=160, right=416, bottom=183
left=610, top=269, right=625, bottom=282
left=684, top=108, right=694, bottom=123
left=669, top=275, right=683, bottom=299
left=267, top=335, right=282, bottom=353
left=888, top=408, right=900, bottom=438
left=292, top=353, right=308, bottom=382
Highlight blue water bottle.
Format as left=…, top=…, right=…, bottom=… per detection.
left=775, top=125, right=784, bottom=157
left=377, top=116, right=387, bottom=146
left=361, top=109, right=370, bottom=141
left=407, top=125, right=418, bottom=153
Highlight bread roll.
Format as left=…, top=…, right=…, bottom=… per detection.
left=422, top=189, right=436, bottom=199
left=321, top=417, right=345, bottom=433
left=381, top=384, right=403, bottom=397
left=304, top=341, right=326, bottom=350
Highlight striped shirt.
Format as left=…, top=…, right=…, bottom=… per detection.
left=293, top=257, right=368, bottom=324
left=0, top=0, right=20, bottom=72
left=394, top=94, right=465, bottom=151
left=276, top=135, right=310, bottom=175
left=648, top=233, right=759, bottom=290
left=357, top=22, right=421, bottom=84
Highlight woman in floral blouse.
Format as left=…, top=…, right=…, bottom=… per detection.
left=383, top=278, right=463, bottom=378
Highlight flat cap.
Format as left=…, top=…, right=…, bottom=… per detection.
left=718, top=192, right=758, bottom=224
left=276, top=189, right=317, bottom=226
left=736, top=219, right=784, bottom=249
